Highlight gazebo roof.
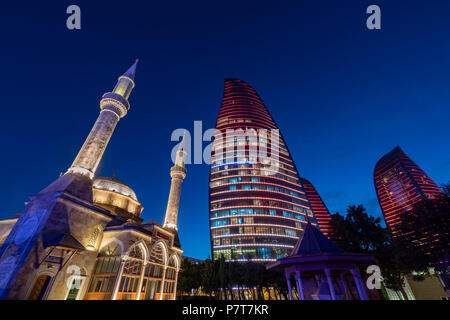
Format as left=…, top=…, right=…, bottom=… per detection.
left=290, top=222, right=342, bottom=256
left=266, top=222, right=375, bottom=271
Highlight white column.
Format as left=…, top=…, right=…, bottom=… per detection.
left=350, top=268, right=368, bottom=300
left=324, top=268, right=336, bottom=300
left=159, top=266, right=167, bottom=300
left=111, top=257, right=127, bottom=300
left=136, top=261, right=147, bottom=300
left=173, top=269, right=179, bottom=300
left=294, top=271, right=304, bottom=300
left=285, top=272, right=293, bottom=300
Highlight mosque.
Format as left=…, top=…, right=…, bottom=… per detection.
left=0, top=60, right=187, bottom=300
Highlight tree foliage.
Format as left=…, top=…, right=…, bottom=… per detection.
left=177, top=257, right=288, bottom=300
left=330, top=197, right=450, bottom=299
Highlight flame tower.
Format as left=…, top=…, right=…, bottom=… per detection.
left=374, top=146, right=443, bottom=237
left=300, top=178, right=333, bottom=238
left=209, top=79, right=317, bottom=262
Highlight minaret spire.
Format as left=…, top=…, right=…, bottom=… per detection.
left=174, top=131, right=187, bottom=167
left=123, top=59, right=139, bottom=80
left=66, top=60, right=138, bottom=179
left=163, top=134, right=188, bottom=231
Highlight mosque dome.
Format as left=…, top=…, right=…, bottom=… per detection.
left=93, top=177, right=138, bottom=201
left=92, top=177, right=143, bottom=222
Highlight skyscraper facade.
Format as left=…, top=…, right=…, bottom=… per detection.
left=300, top=178, right=333, bottom=238
left=209, top=79, right=317, bottom=262
left=374, top=146, right=443, bottom=238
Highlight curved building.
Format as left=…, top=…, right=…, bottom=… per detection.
left=374, top=146, right=443, bottom=237
left=300, top=178, right=333, bottom=238
left=209, top=79, right=317, bottom=262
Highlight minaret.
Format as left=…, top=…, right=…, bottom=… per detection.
left=66, top=59, right=138, bottom=179
left=163, top=135, right=187, bottom=231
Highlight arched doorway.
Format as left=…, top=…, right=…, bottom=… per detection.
left=28, top=275, right=51, bottom=300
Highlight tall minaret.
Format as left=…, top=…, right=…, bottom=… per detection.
left=66, top=60, right=138, bottom=179
left=163, top=135, right=187, bottom=231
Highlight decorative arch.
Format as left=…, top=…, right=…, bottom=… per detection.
left=25, top=267, right=57, bottom=300
left=28, top=274, right=52, bottom=300
left=99, top=239, right=125, bottom=257
left=125, top=240, right=149, bottom=262
left=168, top=254, right=180, bottom=271
left=149, top=241, right=168, bottom=266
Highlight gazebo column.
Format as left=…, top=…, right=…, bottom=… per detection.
left=339, top=273, right=350, bottom=300
left=324, top=268, right=336, bottom=300
left=294, top=271, right=304, bottom=300
left=285, top=272, right=294, bottom=300
left=314, top=274, right=321, bottom=287
left=350, top=268, right=368, bottom=300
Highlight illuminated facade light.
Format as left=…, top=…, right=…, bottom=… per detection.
left=209, top=79, right=317, bottom=262
left=300, top=178, right=334, bottom=238
left=374, top=146, right=443, bottom=238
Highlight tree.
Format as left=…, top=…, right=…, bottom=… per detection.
left=201, top=259, right=218, bottom=297
left=330, top=205, right=388, bottom=253
left=217, top=256, right=229, bottom=299
left=330, top=204, right=411, bottom=298
left=394, top=185, right=450, bottom=285
left=441, top=182, right=450, bottom=197
left=177, top=259, right=201, bottom=295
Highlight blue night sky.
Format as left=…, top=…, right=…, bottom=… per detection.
left=0, top=1, right=449, bottom=260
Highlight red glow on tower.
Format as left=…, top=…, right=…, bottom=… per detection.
left=301, top=178, right=333, bottom=238
left=374, top=146, right=443, bottom=238
left=209, top=79, right=318, bottom=262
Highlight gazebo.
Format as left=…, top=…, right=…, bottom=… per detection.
left=266, top=222, right=376, bottom=300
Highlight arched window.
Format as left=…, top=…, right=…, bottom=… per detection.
left=85, top=242, right=122, bottom=300
left=99, top=242, right=122, bottom=256
left=150, top=243, right=165, bottom=265
left=140, top=243, right=167, bottom=300
left=116, top=245, right=144, bottom=299
left=163, top=255, right=178, bottom=298
left=168, top=255, right=177, bottom=268
left=66, top=267, right=87, bottom=300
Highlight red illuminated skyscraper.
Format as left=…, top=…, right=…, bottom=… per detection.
left=374, top=146, right=443, bottom=238
left=301, top=178, right=333, bottom=238
left=209, top=79, right=318, bottom=262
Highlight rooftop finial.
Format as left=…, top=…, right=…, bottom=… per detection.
left=123, top=59, right=139, bottom=80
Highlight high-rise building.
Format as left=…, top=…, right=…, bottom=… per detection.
left=373, top=146, right=443, bottom=238
left=300, top=178, right=333, bottom=238
left=209, top=79, right=317, bottom=262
